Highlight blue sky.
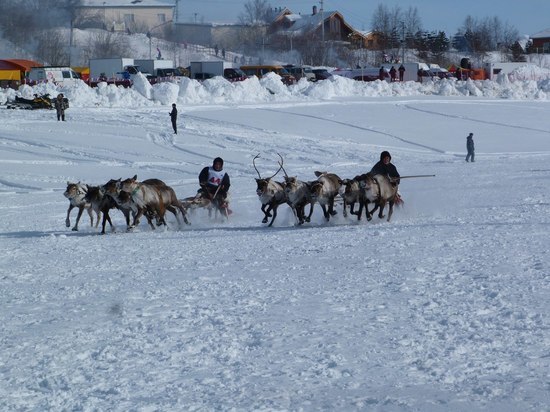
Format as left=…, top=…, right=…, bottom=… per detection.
left=178, top=0, right=548, bottom=36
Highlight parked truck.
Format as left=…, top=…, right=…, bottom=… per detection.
left=89, top=58, right=150, bottom=86
left=134, top=59, right=173, bottom=77
left=483, top=62, right=539, bottom=80
left=190, top=61, right=246, bottom=82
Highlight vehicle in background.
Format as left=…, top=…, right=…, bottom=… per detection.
left=28, top=66, right=81, bottom=86
left=223, top=68, right=247, bottom=82
left=192, top=72, right=214, bottom=81
left=189, top=61, right=245, bottom=82
left=380, top=62, right=431, bottom=82
left=155, top=67, right=189, bottom=78
left=311, top=68, right=333, bottom=81
left=284, top=65, right=316, bottom=81
left=239, top=65, right=296, bottom=85
left=135, top=59, right=174, bottom=79
left=429, top=64, right=452, bottom=79
left=482, top=62, right=538, bottom=80
left=332, top=67, right=389, bottom=82
left=89, top=58, right=150, bottom=87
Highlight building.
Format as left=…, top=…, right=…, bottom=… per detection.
left=0, top=59, right=42, bottom=88
left=530, top=28, right=550, bottom=53
left=268, top=6, right=356, bottom=44
left=76, top=0, right=175, bottom=32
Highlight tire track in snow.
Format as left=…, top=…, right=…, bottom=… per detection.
left=257, top=108, right=447, bottom=154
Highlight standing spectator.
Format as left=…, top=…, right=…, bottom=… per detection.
left=465, top=133, right=475, bottom=162
left=54, top=93, right=68, bottom=121
left=169, top=103, right=178, bottom=134
left=214, top=44, right=219, bottom=56
left=389, top=66, right=397, bottom=82
left=398, top=64, right=405, bottom=81
left=222, top=48, right=226, bottom=59
left=379, top=66, right=385, bottom=81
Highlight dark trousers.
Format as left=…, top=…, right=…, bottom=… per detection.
left=171, top=119, right=177, bottom=134
left=466, top=151, right=475, bottom=162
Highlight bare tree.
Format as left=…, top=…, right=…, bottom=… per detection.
left=81, top=31, right=132, bottom=62
left=238, top=0, right=272, bottom=25
left=35, top=29, right=70, bottom=65
left=461, top=15, right=519, bottom=54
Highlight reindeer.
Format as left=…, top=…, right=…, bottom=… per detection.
left=310, top=171, right=342, bottom=221
left=63, top=181, right=100, bottom=231
left=101, top=178, right=134, bottom=232
left=84, top=184, right=121, bottom=234
left=356, top=173, right=398, bottom=222
left=140, top=178, right=190, bottom=226
left=117, top=176, right=168, bottom=230
left=179, top=190, right=227, bottom=221
left=253, top=153, right=286, bottom=227
left=339, top=176, right=366, bottom=220
left=278, top=157, right=314, bottom=225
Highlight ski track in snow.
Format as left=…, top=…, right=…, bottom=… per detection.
left=402, top=103, right=550, bottom=134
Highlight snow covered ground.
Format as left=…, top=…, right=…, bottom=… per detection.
left=1, top=75, right=549, bottom=410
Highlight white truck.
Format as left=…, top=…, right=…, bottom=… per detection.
left=134, top=59, right=174, bottom=77
left=28, top=66, right=81, bottom=86
left=89, top=58, right=148, bottom=82
left=483, top=62, right=539, bottom=80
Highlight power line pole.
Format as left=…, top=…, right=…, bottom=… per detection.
left=320, top=0, right=324, bottom=43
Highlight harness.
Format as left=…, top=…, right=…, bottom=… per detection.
left=131, top=184, right=141, bottom=197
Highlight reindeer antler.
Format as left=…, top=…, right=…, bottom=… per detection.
left=253, top=153, right=262, bottom=179
left=277, top=153, right=288, bottom=178
left=268, top=153, right=283, bottom=179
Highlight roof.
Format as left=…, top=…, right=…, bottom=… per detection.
left=283, top=10, right=338, bottom=34
left=0, top=59, right=42, bottom=71
left=531, top=28, right=550, bottom=38
left=81, top=0, right=174, bottom=7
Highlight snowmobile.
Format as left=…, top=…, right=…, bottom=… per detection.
left=6, top=94, right=53, bottom=110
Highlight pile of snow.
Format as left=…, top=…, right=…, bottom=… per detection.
left=2, top=68, right=550, bottom=109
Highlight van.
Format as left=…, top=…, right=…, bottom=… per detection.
left=240, top=65, right=296, bottom=85
left=28, top=66, right=80, bottom=86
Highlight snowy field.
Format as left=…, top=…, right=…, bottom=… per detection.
left=1, top=75, right=549, bottom=411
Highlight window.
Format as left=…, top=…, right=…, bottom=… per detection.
left=62, top=71, right=71, bottom=79
left=124, top=14, right=135, bottom=24
left=157, top=14, right=166, bottom=23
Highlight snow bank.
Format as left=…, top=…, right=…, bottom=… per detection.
left=1, top=69, right=549, bottom=109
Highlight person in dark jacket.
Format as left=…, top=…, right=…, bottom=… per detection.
left=379, top=66, right=385, bottom=81
left=398, top=64, right=405, bottom=81
left=54, top=93, right=68, bottom=121
left=169, top=103, right=178, bottom=134
left=389, top=66, right=397, bottom=82
left=198, top=157, right=230, bottom=208
left=370, top=151, right=400, bottom=185
left=466, top=133, right=475, bottom=162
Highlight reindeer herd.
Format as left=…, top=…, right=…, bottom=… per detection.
left=63, top=176, right=224, bottom=234
left=253, top=154, right=400, bottom=227
left=63, top=155, right=400, bottom=234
